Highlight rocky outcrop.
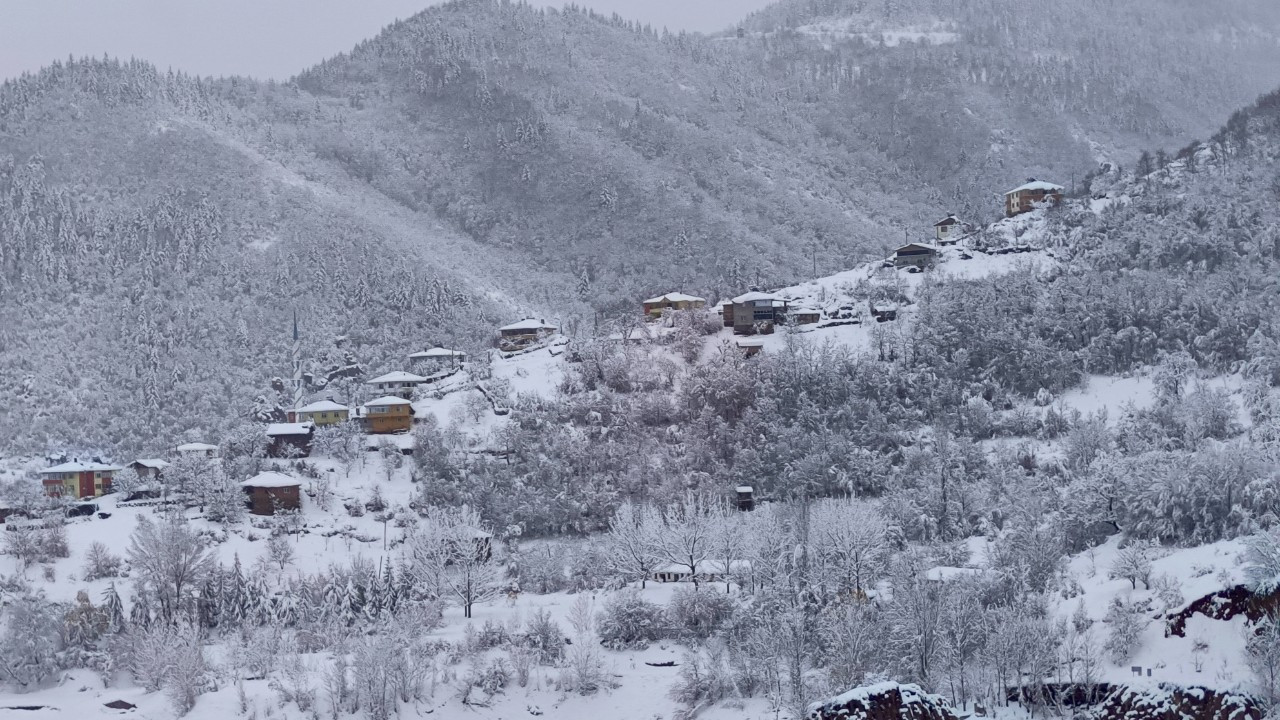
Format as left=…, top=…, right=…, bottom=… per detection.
left=1094, top=684, right=1262, bottom=720
left=1166, top=584, right=1280, bottom=637
left=808, top=682, right=956, bottom=720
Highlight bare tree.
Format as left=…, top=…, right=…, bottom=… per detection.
left=127, top=515, right=214, bottom=622
left=811, top=499, right=889, bottom=598
left=407, top=505, right=500, bottom=618
left=604, top=501, right=661, bottom=588
left=655, top=494, right=716, bottom=590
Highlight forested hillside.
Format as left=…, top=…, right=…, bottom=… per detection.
left=1, top=0, right=1279, bottom=455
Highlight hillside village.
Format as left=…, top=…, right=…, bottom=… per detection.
left=7, top=159, right=1280, bottom=720
left=25, top=178, right=1064, bottom=509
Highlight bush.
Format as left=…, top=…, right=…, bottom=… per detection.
left=667, top=587, right=735, bottom=641
left=597, top=591, right=666, bottom=649
left=522, top=609, right=564, bottom=664
left=82, top=541, right=123, bottom=580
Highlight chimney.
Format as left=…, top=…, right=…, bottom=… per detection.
left=1026, top=177, right=1036, bottom=183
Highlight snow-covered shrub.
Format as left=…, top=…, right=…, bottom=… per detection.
left=475, top=619, right=510, bottom=651
left=82, top=541, right=123, bottom=580
left=1246, top=530, right=1280, bottom=593
left=1110, top=545, right=1153, bottom=589
left=516, top=544, right=569, bottom=594
left=522, top=609, right=564, bottom=665
left=670, top=649, right=735, bottom=714
left=597, top=591, right=665, bottom=649
left=667, top=587, right=735, bottom=641
left=1103, top=598, right=1145, bottom=663
left=1247, top=614, right=1280, bottom=705
left=473, top=656, right=510, bottom=696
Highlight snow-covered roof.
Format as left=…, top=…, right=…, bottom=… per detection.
left=266, top=422, right=314, bottom=437
left=895, top=243, right=939, bottom=253
left=241, top=472, right=302, bottom=489
left=132, top=458, right=169, bottom=470
left=499, top=318, right=557, bottom=332
left=176, top=442, right=218, bottom=452
left=731, top=291, right=783, bottom=304
left=872, top=302, right=899, bottom=312
left=735, top=485, right=754, bottom=493
left=364, top=396, right=413, bottom=408
left=367, top=371, right=428, bottom=385
left=643, top=292, right=706, bottom=304
left=934, top=215, right=960, bottom=226
left=408, top=347, right=467, bottom=359
left=1005, top=179, right=1064, bottom=195
left=789, top=306, right=820, bottom=314
left=737, top=339, right=765, bottom=348
left=39, top=460, right=122, bottom=474
left=296, top=400, right=348, bottom=413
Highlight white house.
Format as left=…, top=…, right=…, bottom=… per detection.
left=175, top=442, right=219, bottom=458
left=408, top=347, right=468, bottom=369
left=366, top=371, right=428, bottom=398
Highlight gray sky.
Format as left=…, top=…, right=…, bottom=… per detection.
left=0, top=1, right=773, bottom=82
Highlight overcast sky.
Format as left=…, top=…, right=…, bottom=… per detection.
left=0, top=1, right=773, bottom=82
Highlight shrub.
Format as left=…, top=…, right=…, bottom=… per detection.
left=82, top=541, right=123, bottom=580
left=667, top=587, right=735, bottom=641
left=522, top=609, right=564, bottom=664
left=597, top=591, right=665, bottom=649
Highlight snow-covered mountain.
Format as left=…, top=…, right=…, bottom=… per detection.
left=3, top=0, right=1280, bottom=454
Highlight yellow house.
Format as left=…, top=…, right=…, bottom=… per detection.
left=40, top=460, right=123, bottom=499
left=289, top=400, right=350, bottom=426
left=642, top=292, right=707, bottom=319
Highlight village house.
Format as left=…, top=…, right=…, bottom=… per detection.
left=1004, top=178, right=1065, bottom=217
left=176, top=442, right=219, bottom=458
left=870, top=301, right=899, bottom=322
left=408, top=347, right=467, bottom=370
left=641, top=292, right=707, bottom=319
left=40, top=460, right=122, bottom=499
left=241, top=472, right=302, bottom=516
left=498, top=318, right=557, bottom=351
left=361, top=396, right=414, bottom=434
left=128, top=458, right=169, bottom=481
left=652, top=560, right=751, bottom=584
left=730, top=292, right=790, bottom=335
left=892, top=243, right=939, bottom=269
left=266, top=422, right=315, bottom=458
left=287, top=399, right=349, bottom=426
left=788, top=306, right=821, bottom=325
left=933, top=215, right=972, bottom=245
left=366, top=371, right=428, bottom=399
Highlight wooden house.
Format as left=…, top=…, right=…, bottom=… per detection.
left=737, top=338, right=765, bottom=358
left=1004, top=179, right=1064, bottom=217
left=288, top=400, right=349, bottom=426
left=362, top=396, right=414, bottom=434
left=892, top=243, right=939, bottom=269
left=366, top=371, right=428, bottom=399
left=730, top=292, right=789, bottom=335
left=40, top=460, right=122, bottom=499
left=736, top=485, right=756, bottom=512
left=129, top=459, right=169, bottom=480
left=266, top=422, right=315, bottom=458
left=933, top=215, right=971, bottom=245
left=409, top=347, right=467, bottom=370
left=176, top=442, right=218, bottom=458
left=642, top=292, right=707, bottom=319
left=498, top=319, right=557, bottom=350
left=716, top=300, right=733, bottom=327
left=240, top=472, right=302, bottom=515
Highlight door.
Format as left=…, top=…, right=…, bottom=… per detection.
left=79, top=471, right=95, bottom=498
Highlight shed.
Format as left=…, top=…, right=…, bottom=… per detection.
left=736, top=485, right=755, bottom=512
left=737, top=338, right=765, bottom=358
left=871, top=301, right=898, bottom=322
left=241, top=472, right=302, bottom=515
left=176, top=442, right=218, bottom=457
